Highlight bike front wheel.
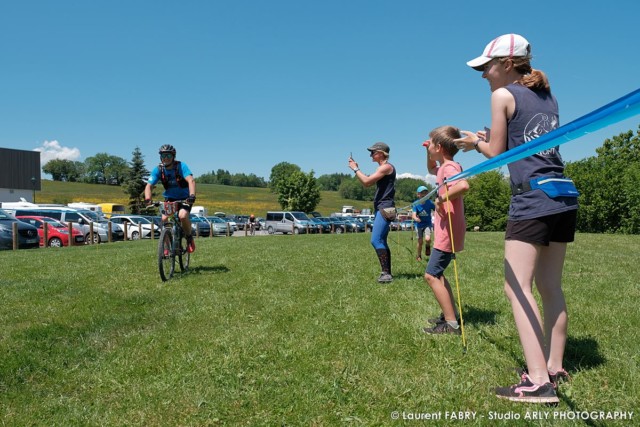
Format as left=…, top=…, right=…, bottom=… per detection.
left=158, top=227, right=175, bottom=281
left=177, top=231, right=190, bottom=272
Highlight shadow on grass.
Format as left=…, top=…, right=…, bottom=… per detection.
left=564, top=335, right=605, bottom=372
left=393, top=272, right=425, bottom=280
left=187, top=265, right=230, bottom=275
left=460, top=306, right=499, bottom=326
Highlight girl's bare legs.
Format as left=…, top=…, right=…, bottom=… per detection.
left=504, top=240, right=550, bottom=385
left=535, top=242, right=568, bottom=373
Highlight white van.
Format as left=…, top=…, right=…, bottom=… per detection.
left=191, top=205, right=208, bottom=217
left=265, top=211, right=314, bottom=235
left=68, top=203, right=105, bottom=218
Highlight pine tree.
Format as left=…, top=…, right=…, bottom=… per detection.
left=122, top=147, right=150, bottom=214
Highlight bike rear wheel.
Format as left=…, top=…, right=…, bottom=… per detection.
left=158, top=227, right=175, bottom=281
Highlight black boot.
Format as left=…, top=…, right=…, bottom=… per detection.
left=375, top=249, right=393, bottom=283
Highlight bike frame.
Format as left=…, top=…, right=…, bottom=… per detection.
left=156, top=200, right=191, bottom=281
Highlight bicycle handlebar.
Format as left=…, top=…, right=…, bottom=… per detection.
left=151, top=200, right=191, bottom=207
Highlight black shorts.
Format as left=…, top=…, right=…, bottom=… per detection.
left=166, top=198, right=192, bottom=213
left=505, top=209, right=577, bottom=246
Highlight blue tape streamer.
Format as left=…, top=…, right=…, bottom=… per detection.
left=404, top=88, right=640, bottom=210
left=448, top=88, right=640, bottom=183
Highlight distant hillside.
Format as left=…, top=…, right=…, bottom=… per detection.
left=37, top=180, right=373, bottom=216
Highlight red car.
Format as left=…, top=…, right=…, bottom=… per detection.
left=16, top=215, right=85, bottom=247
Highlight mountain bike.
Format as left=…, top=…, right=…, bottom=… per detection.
left=153, top=200, right=191, bottom=281
left=247, top=221, right=256, bottom=236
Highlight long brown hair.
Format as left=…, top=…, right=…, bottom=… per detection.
left=498, top=56, right=551, bottom=92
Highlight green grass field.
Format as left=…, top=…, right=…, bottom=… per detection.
left=1, top=231, right=638, bottom=426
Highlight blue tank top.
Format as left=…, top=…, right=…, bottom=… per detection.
left=505, top=84, right=578, bottom=220
left=373, top=163, right=396, bottom=211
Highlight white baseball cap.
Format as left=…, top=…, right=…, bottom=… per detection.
left=466, top=34, right=530, bottom=71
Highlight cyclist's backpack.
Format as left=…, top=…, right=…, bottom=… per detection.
left=159, top=161, right=189, bottom=189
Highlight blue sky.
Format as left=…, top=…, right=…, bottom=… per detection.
left=2, top=1, right=639, bottom=185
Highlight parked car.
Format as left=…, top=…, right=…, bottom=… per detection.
left=342, top=217, right=365, bottom=232
left=204, top=216, right=232, bottom=236
left=355, top=215, right=374, bottom=231
left=141, top=215, right=163, bottom=229
left=0, top=208, right=39, bottom=250
left=110, top=215, right=160, bottom=240
left=320, top=217, right=346, bottom=234
left=265, top=211, right=313, bottom=235
left=234, top=215, right=249, bottom=230
left=400, top=220, right=414, bottom=231
left=221, top=217, right=238, bottom=232
left=310, top=217, right=332, bottom=233
left=189, top=215, right=211, bottom=237
left=16, top=215, right=85, bottom=247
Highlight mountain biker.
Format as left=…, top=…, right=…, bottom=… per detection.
left=247, top=214, right=257, bottom=233
left=144, top=144, right=197, bottom=253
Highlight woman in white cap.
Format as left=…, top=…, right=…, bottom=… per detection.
left=348, top=142, right=396, bottom=283
left=456, top=34, right=578, bottom=403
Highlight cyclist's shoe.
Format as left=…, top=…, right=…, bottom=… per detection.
left=495, top=373, right=559, bottom=403
left=186, top=236, right=196, bottom=253
left=164, top=248, right=170, bottom=257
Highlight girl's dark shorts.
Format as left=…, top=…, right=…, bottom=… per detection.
left=505, top=209, right=577, bottom=246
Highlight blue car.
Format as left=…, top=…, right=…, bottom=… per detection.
left=0, top=208, right=39, bottom=250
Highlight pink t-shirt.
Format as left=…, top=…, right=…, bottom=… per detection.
left=433, top=161, right=466, bottom=253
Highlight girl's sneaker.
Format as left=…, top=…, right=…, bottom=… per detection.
left=495, top=373, right=559, bottom=403
left=516, top=367, right=570, bottom=389
left=548, top=369, right=570, bottom=388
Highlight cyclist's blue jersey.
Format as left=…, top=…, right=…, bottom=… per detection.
left=148, top=161, right=193, bottom=200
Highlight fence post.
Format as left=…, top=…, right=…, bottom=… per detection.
left=108, top=221, right=113, bottom=243
left=124, top=222, right=128, bottom=241
left=150, top=222, right=154, bottom=240
left=139, top=223, right=143, bottom=240
left=89, top=222, right=94, bottom=245
left=12, top=222, right=18, bottom=250
left=68, top=222, right=74, bottom=245
left=43, top=222, right=49, bottom=247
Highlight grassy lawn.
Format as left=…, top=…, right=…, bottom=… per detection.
left=1, top=232, right=639, bottom=426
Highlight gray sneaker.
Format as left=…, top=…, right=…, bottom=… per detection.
left=377, top=272, right=393, bottom=283
left=422, top=321, right=461, bottom=335
left=428, top=312, right=460, bottom=325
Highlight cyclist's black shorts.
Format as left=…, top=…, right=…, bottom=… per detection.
left=165, top=198, right=192, bottom=213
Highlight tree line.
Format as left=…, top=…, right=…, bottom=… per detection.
left=40, top=126, right=640, bottom=233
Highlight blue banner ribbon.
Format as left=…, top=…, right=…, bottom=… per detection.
left=405, top=88, right=640, bottom=209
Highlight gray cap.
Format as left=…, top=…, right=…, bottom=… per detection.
left=367, top=142, right=390, bottom=154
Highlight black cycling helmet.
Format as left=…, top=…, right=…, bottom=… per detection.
left=159, top=144, right=176, bottom=156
